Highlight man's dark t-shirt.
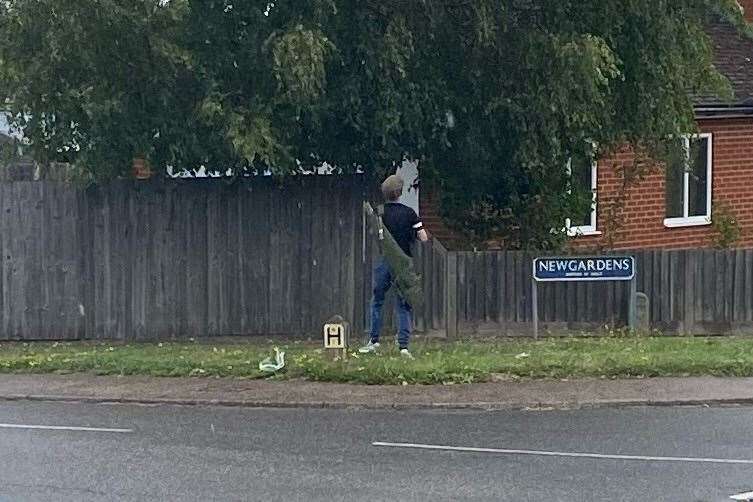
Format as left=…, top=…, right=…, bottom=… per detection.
left=383, top=202, right=423, bottom=257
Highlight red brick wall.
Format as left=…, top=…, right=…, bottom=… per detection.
left=739, top=0, right=753, bottom=23
left=574, top=118, right=753, bottom=250
left=420, top=117, right=753, bottom=250
left=419, top=183, right=465, bottom=249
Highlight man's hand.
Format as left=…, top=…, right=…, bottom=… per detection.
left=417, top=229, right=429, bottom=242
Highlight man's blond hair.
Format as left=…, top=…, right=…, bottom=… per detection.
left=381, top=175, right=404, bottom=201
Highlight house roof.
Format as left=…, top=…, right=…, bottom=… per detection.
left=695, top=21, right=753, bottom=114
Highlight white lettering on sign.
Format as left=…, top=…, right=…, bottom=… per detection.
left=537, top=259, right=631, bottom=274
left=534, top=257, right=635, bottom=282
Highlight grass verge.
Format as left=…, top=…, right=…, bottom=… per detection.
left=2, top=336, right=753, bottom=385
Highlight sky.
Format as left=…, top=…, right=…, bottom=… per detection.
left=0, top=112, right=23, bottom=140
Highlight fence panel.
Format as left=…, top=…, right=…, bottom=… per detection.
left=2, top=177, right=752, bottom=341
left=0, top=177, right=365, bottom=340
left=447, top=248, right=753, bottom=336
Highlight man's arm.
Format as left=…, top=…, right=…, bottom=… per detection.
left=410, top=211, right=430, bottom=242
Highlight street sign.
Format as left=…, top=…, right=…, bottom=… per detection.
left=533, top=256, right=635, bottom=282
left=531, top=256, right=637, bottom=339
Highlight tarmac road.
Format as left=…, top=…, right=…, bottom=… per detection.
left=0, top=401, right=751, bottom=501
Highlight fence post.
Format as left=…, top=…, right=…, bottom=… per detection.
left=445, top=252, right=458, bottom=339
left=628, top=275, right=637, bottom=331
left=532, top=274, right=539, bottom=339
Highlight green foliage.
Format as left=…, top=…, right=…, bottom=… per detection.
left=0, top=0, right=200, bottom=179
left=428, top=1, right=738, bottom=249
left=379, top=217, right=423, bottom=308
left=266, top=24, right=335, bottom=106
left=0, top=0, right=745, bottom=246
left=364, top=202, right=422, bottom=306
left=711, top=203, right=743, bottom=249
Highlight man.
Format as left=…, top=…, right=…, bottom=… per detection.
left=359, top=174, right=429, bottom=358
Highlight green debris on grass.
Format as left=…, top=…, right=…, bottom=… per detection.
left=1, top=336, right=753, bottom=385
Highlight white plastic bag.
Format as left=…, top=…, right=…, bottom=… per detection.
left=258, top=347, right=285, bottom=373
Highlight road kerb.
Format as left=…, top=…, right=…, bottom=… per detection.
left=1, top=393, right=753, bottom=411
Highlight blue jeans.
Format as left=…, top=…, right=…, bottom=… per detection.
left=369, top=258, right=413, bottom=348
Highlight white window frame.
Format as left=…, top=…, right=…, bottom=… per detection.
left=663, top=133, right=713, bottom=228
left=566, top=158, right=600, bottom=236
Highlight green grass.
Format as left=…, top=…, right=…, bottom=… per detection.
left=2, top=336, right=753, bottom=385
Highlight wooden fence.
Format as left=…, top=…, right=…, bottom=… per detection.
left=1, top=179, right=751, bottom=340
left=381, top=246, right=753, bottom=337
left=0, top=176, right=365, bottom=340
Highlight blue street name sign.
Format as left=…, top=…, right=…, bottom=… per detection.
left=533, top=256, right=635, bottom=282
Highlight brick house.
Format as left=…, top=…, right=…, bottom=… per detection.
left=422, top=5, right=753, bottom=251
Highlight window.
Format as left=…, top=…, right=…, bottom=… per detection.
left=566, top=150, right=599, bottom=236
left=664, top=133, right=712, bottom=227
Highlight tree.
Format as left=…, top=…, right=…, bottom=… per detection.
left=0, top=0, right=746, bottom=248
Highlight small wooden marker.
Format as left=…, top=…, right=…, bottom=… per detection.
left=323, top=315, right=349, bottom=361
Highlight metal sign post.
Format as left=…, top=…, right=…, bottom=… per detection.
left=531, top=256, right=637, bottom=339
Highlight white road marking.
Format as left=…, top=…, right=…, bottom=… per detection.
left=0, top=423, right=133, bottom=433
left=730, top=492, right=753, bottom=501
left=372, top=442, right=753, bottom=465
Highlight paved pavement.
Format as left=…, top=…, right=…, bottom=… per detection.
left=0, top=401, right=752, bottom=501
left=3, top=374, right=753, bottom=410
